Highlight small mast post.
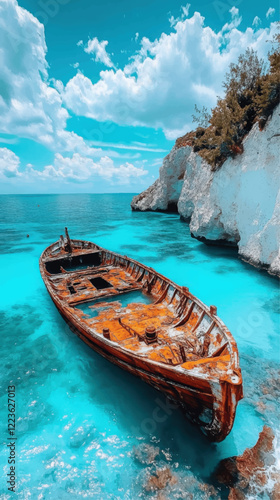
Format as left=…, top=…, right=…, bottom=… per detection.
left=64, top=227, right=73, bottom=254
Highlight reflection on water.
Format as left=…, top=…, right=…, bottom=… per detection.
left=0, top=194, right=279, bottom=499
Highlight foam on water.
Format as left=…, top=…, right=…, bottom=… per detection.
left=0, top=194, right=279, bottom=499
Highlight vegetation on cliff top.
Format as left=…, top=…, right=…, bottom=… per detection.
left=176, top=31, right=280, bottom=170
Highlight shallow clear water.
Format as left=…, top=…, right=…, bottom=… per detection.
left=77, top=290, right=154, bottom=319
left=0, top=194, right=279, bottom=499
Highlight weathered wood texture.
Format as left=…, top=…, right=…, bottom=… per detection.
left=39, top=230, right=243, bottom=441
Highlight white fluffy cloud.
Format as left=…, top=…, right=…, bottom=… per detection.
left=266, top=7, right=276, bottom=19
left=0, top=147, right=21, bottom=178
left=0, top=0, right=99, bottom=155
left=81, top=37, right=115, bottom=68
left=1, top=0, right=278, bottom=192
left=0, top=147, right=148, bottom=185
left=32, top=153, right=148, bottom=183
left=63, top=9, right=278, bottom=139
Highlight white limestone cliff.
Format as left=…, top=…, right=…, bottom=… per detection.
left=131, top=106, right=280, bottom=276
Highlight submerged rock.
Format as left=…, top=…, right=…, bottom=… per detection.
left=69, top=423, right=96, bottom=448
left=215, top=426, right=278, bottom=498
left=145, top=467, right=177, bottom=491
left=142, top=465, right=220, bottom=499
left=133, top=443, right=160, bottom=464
left=132, top=106, right=280, bottom=276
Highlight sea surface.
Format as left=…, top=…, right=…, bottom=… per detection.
left=0, top=194, right=279, bottom=499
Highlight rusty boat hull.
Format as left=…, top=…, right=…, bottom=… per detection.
left=39, top=230, right=243, bottom=442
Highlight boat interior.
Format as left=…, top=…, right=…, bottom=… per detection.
left=42, top=237, right=234, bottom=374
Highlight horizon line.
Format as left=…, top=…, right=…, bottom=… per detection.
left=0, top=192, right=140, bottom=196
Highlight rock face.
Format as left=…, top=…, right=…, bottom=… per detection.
left=215, top=426, right=279, bottom=499
left=131, top=106, right=280, bottom=276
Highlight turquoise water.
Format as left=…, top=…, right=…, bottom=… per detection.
left=77, top=291, right=153, bottom=319
left=0, top=194, right=279, bottom=499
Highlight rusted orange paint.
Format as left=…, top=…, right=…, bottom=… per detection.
left=40, top=229, right=243, bottom=442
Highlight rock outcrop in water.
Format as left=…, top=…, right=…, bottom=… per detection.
left=215, top=426, right=280, bottom=499
left=131, top=106, right=280, bottom=276
left=144, top=467, right=178, bottom=492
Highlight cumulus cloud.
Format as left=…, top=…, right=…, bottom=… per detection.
left=266, top=7, right=276, bottom=19
left=221, top=6, right=242, bottom=32
left=82, top=37, right=115, bottom=68
left=0, top=0, right=98, bottom=155
left=0, top=147, right=21, bottom=178
left=0, top=147, right=148, bottom=185
left=31, top=153, right=148, bottom=183
left=63, top=9, right=278, bottom=139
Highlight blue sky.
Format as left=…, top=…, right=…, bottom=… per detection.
left=0, top=0, right=278, bottom=193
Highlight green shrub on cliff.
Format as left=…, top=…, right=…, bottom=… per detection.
left=254, top=34, right=280, bottom=127
left=180, top=32, right=280, bottom=170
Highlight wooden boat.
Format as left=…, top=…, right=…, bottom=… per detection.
left=40, top=228, right=243, bottom=442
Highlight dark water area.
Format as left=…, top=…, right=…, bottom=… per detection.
left=0, top=194, right=279, bottom=499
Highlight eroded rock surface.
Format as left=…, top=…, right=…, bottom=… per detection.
left=215, top=426, right=279, bottom=499
left=132, top=106, right=280, bottom=276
